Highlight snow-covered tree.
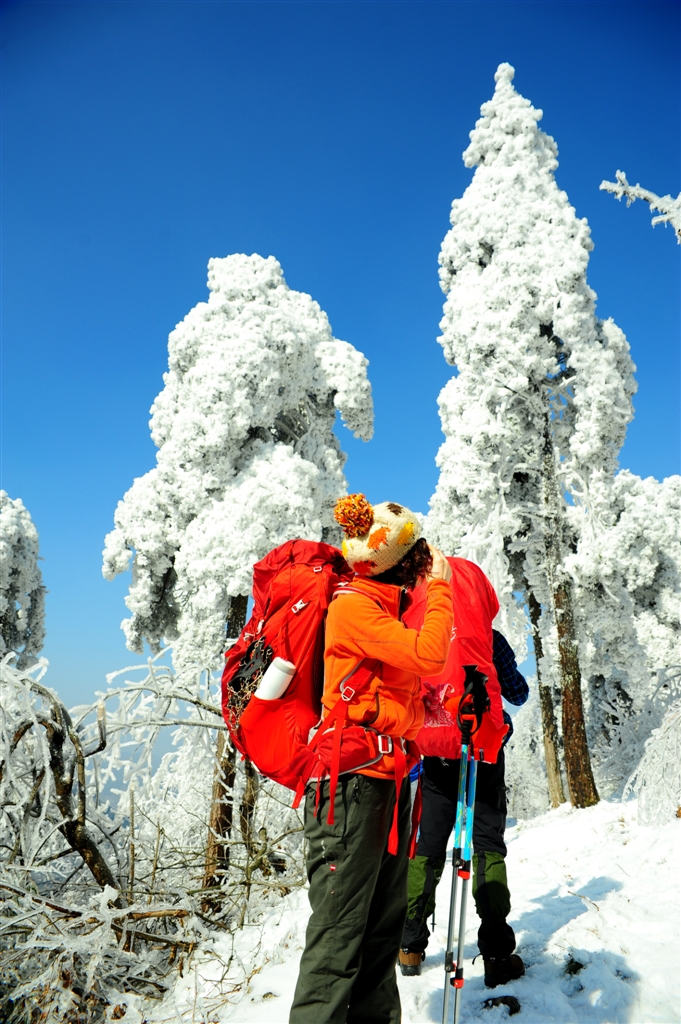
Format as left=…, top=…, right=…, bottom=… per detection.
left=0, top=491, right=45, bottom=668
left=427, top=64, right=637, bottom=808
left=624, top=697, right=681, bottom=827
left=103, top=253, right=373, bottom=671
left=601, top=171, right=681, bottom=243
left=566, top=471, right=681, bottom=793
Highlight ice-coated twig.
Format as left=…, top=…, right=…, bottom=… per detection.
left=601, top=170, right=681, bottom=242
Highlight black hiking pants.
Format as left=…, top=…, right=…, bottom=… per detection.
left=401, top=753, right=516, bottom=960
left=290, top=774, right=411, bottom=1024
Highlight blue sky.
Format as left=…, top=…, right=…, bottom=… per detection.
left=1, top=1, right=679, bottom=707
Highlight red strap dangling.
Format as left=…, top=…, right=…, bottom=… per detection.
left=388, top=740, right=407, bottom=855
left=408, top=772, right=423, bottom=859
left=326, top=700, right=350, bottom=825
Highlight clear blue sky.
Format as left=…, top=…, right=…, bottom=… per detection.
left=1, top=1, right=679, bottom=708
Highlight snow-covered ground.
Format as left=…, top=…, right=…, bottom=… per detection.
left=131, top=798, right=679, bottom=1024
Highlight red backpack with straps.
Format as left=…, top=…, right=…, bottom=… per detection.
left=221, top=539, right=419, bottom=855
left=403, top=557, right=508, bottom=763
left=221, top=540, right=349, bottom=789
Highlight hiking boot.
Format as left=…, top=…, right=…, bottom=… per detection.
left=398, top=949, right=425, bottom=976
left=483, top=954, right=525, bottom=988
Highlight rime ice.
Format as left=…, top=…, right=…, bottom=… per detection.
left=103, top=254, right=373, bottom=670
left=0, top=491, right=45, bottom=668
left=423, top=63, right=680, bottom=808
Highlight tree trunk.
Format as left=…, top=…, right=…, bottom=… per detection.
left=239, top=758, right=259, bottom=862
left=33, top=683, right=124, bottom=906
left=203, top=593, right=248, bottom=900
left=202, top=731, right=236, bottom=905
left=238, top=757, right=260, bottom=922
left=555, top=580, right=599, bottom=807
left=527, top=588, right=566, bottom=808
left=540, top=414, right=599, bottom=808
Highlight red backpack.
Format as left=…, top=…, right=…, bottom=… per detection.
left=221, top=540, right=347, bottom=788
left=221, top=539, right=420, bottom=854
left=403, top=557, right=508, bottom=763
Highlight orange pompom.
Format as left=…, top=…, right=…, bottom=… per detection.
left=334, top=493, right=374, bottom=537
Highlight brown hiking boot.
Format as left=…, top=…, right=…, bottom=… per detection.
left=398, top=949, right=425, bottom=976
left=483, top=953, right=525, bottom=988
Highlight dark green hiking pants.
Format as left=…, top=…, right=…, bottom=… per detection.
left=402, top=754, right=516, bottom=959
left=404, top=850, right=512, bottom=953
left=289, top=774, right=411, bottom=1024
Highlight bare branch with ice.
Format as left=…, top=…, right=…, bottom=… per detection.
left=601, top=170, right=681, bottom=242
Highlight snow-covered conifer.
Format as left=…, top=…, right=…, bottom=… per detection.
left=427, top=64, right=637, bottom=807
left=103, top=254, right=373, bottom=670
left=0, top=492, right=45, bottom=667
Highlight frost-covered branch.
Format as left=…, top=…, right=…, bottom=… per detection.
left=1, top=652, right=307, bottom=1020
left=0, top=492, right=45, bottom=668
left=601, top=170, right=681, bottom=242
left=0, top=656, right=122, bottom=901
left=623, top=687, right=681, bottom=825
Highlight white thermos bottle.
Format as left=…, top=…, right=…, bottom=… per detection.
left=254, top=657, right=296, bottom=700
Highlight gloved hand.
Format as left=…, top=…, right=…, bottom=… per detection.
left=442, top=692, right=461, bottom=719
left=442, top=692, right=481, bottom=727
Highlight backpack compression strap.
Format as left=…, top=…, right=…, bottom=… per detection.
left=409, top=768, right=423, bottom=859
left=388, top=736, right=407, bottom=855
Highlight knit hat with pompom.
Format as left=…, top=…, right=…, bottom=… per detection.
left=334, top=494, right=422, bottom=576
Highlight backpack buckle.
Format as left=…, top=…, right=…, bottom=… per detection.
left=313, top=566, right=323, bottom=573
left=378, top=735, right=393, bottom=755
left=291, top=600, right=308, bottom=614
left=341, top=686, right=355, bottom=702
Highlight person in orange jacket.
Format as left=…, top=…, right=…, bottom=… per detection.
left=289, top=495, right=454, bottom=1024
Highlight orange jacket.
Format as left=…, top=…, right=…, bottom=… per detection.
left=322, top=576, right=454, bottom=778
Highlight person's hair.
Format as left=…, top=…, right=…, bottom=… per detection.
left=371, top=537, right=433, bottom=591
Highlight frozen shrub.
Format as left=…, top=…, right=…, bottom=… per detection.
left=624, top=691, right=681, bottom=826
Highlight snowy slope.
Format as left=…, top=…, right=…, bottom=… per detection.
left=139, top=799, right=679, bottom=1024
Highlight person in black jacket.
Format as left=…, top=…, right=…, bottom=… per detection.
left=399, top=630, right=529, bottom=989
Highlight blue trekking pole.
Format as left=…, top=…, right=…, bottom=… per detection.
left=442, top=666, right=490, bottom=1024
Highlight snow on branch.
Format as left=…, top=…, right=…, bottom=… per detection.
left=1, top=652, right=306, bottom=1020
left=601, top=170, right=681, bottom=242
left=624, top=684, right=681, bottom=826
left=0, top=492, right=45, bottom=668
